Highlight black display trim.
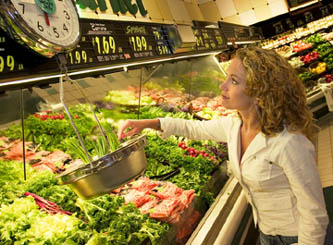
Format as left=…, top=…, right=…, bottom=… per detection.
left=252, top=1, right=333, bottom=38
left=218, top=21, right=262, bottom=43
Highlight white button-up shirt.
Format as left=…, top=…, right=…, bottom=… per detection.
left=159, top=115, right=329, bottom=245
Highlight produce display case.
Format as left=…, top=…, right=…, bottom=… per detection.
left=260, top=14, right=333, bottom=119
left=0, top=53, right=248, bottom=244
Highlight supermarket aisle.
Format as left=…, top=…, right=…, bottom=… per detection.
left=315, top=112, right=333, bottom=224
left=316, top=112, right=333, bottom=188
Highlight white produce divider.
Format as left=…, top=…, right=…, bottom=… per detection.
left=186, top=177, right=247, bottom=245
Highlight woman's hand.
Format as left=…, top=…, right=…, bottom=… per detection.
left=117, top=119, right=161, bottom=140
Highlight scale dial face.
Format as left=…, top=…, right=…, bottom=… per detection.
left=0, top=0, right=81, bottom=57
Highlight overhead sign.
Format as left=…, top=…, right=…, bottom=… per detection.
left=191, top=21, right=227, bottom=51
left=0, top=18, right=176, bottom=89
left=218, top=22, right=261, bottom=43
left=65, top=18, right=173, bottom=70
left=0, top=18, right=229, bottom=91
left=254, top=2, right=333, bottom=38
left=192, top=27, right=227, bottom=51
left=75, top=0, right=148, bottom=16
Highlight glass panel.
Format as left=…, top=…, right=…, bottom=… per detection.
left=143, top=55, right=227, bottom=119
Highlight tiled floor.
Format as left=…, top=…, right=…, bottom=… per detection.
left=316, top=112, right=333, bottom=188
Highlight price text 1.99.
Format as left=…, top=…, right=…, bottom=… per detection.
left=129, top=36, right=147, bottom=52
left=67, top=50, right=88, bottom=65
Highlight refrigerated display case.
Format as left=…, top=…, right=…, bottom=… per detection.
left=0, top=51, right=254, bottom=244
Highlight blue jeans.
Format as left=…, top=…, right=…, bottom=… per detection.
left=260, top=224, right=332, bottom=245
left=259, top=231, right=298, bottom=245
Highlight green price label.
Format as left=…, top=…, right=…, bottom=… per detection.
left=35, top=0, right=56, bottom=14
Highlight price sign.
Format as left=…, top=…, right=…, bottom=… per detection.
left=152, top=26, right=171, bottom=56
left=219, top=22, right=255, bottom=43
left=193, top=28, right=208, bottom=50
left=0, top=55, right=22, bottom=73
left=296, top=18, right=305, bottom=27
left=65, top=19, right=173, bottom=71
left=66, top=19, right=130, bottom=70
left=0, top=35, right=24, bottom=74
left=125, top=24, right=154, bottom=58
left=233, top=26, right=250, bottom=40
left=125, top=23, right=173, bottom=58
left=272, top=21, right=284, bottom=35
left=285, top=18, right=295, bottom=30
left=0, top=27, right=59, bottom=89
left=253, top=3, right=332, bottom=39
left=213, top=29, right=227, bottom=49
left=320, top=6, right=330, bottom=17
left=304, top=11, right=314, bottom=23
left=0, top=27, right=59, bottom=86
left=193, top=27, right=226, bottom=51
left=66, top=36, right=94, bottom=66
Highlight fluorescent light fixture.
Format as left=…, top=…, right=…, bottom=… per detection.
left=227, top=41, right=258, bottom=45
left=289, top=0, right=319, bottom=12
left=0, top=51, right=220, bottom=88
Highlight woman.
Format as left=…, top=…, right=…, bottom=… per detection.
left=118, top=47, right=329, bottom=245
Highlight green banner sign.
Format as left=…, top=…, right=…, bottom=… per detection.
left=76, top=0, right=148, bottom=16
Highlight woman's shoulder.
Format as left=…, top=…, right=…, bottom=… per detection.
left=273, top=128, right=314, bottom=150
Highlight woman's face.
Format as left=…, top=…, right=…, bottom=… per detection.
left=220, top=57, right=255, bottom=111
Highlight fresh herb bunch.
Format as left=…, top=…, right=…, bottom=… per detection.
left=64, top=138, right=92, bottom=163
left=64, top=123, right=120, bottom=163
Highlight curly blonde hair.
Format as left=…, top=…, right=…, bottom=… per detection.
left=235, top=47, right=316, bottom=140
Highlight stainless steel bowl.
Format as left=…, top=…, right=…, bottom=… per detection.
left=57, top=135, right=147, bottom=199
